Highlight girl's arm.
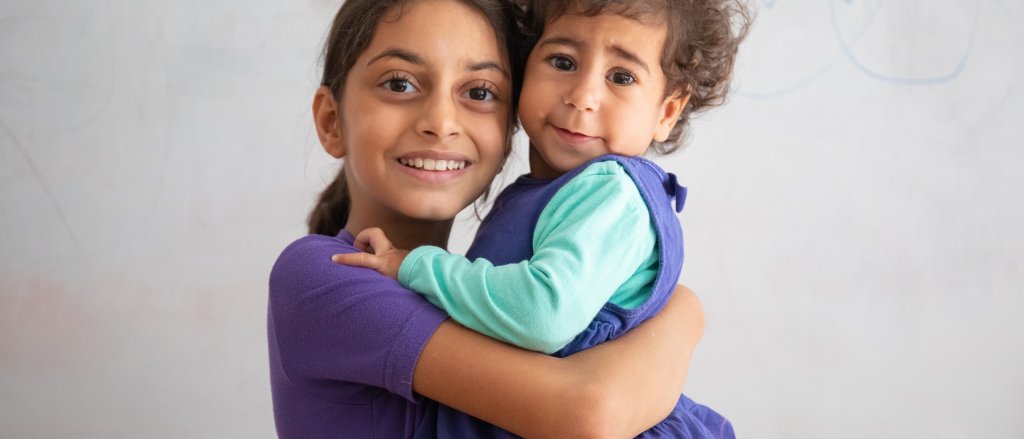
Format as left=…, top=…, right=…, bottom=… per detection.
left=413, top=284, right=704, bottom=439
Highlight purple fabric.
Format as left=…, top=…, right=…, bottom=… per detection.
left=468, top=155, right=686, bottom=358
left=431, top=155, right=734, bottom=438
left=268, top=231, right=448, bottom=438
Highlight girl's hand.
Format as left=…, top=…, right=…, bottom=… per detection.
left=331, top=227, right=409, bottom=280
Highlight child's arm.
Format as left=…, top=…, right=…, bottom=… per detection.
left=337, top=164, right=653, bottom=353
left=415, top=284, right=704, bottom=439
left=338, top=162, right=655, bottom=353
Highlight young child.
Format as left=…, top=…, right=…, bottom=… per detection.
left=336, top=0, right=750, bottom=436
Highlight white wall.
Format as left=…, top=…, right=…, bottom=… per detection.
left=2, top=0, right=1021, bottom=437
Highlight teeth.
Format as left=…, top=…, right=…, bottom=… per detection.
left=399, top=157, right=467, bottom=171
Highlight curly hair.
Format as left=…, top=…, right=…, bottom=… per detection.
left=516, top=0, right=751, bottom=153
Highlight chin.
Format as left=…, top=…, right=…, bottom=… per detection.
left=396, top=186, right=484, bottom=222
left=400, top=203, right=464, bottom=223
left=545, top=156, right=585, bottom=175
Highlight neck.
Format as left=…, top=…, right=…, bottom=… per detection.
left=345, top=209, right=453, bottom=250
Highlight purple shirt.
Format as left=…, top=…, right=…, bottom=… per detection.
left=268, top=230, right=447, bottom=438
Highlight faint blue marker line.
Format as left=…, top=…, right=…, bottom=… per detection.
left=829, top=0, right=981, bottom=85
left=738, top=0, right=885, bottom=98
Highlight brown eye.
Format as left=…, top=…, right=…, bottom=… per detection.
left=609, top=71, right=635, bottom=85
left=468, top=87, right=493, bottom=101
left=549, top=55, right=575, bottom=71
left=384, top=78, right=416, bottom=93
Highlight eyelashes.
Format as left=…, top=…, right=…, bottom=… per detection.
left=544, top=53, right=640, bottom=86
left=548, top=54, right=576, bottom=71
left=465, top=81, right=500, bottom=101
left=381, top=72, right=417, bottom=94
left=377, top=72, right=504, bottom=111
left=608, top=70, right=636, bottom=85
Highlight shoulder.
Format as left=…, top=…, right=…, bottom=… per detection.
left=536, top=160, right=650, bottom=236
left=269, top=233, right=379, bottom=303
left=558, top=160, right=645, bottom=209
left=274, top=233, right=355, bottom=266
left=576, top=158, right=629, bottom=178
left=268, top=233, right=441, bottom=337
left=272, top=233, right=354, bottom=277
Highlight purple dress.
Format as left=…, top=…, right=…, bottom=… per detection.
left=426, top=155, right=734, bottom=438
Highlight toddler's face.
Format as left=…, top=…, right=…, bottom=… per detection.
left=518, top=12, right=685, bottom=178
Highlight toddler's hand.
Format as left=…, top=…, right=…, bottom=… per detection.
left=331, top=227, right=409, bottom=280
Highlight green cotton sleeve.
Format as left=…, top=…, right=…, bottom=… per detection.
left=397, top=161, right=657, bottom=354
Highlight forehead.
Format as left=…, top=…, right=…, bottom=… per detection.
left=361, top=0, right=506, bottom=67
left=542, top=12, right=666, bottom=60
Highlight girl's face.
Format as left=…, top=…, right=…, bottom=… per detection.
left=331, top=0, right=510, bottom=224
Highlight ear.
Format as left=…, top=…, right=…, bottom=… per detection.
left=653, top=87, right=690, bottom=143
left=313, top=86, right=346, bottom=158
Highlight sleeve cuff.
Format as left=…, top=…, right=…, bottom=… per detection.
left=384, top=304, right=448, bottom=402
left=398, top=245, right=447, bottom=288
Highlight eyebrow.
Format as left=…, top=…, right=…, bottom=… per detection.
left=366, top=48, right=507, bottom=77
left=366, top=49, right=422, bottom=67
left=608, top=45, right=650, bottom=74
left=466, top=60, right=507, bottom=77
left=539, top=36, right=651, bottom=74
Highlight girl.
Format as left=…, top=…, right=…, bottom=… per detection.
left=336, top=0, right=750, bottom=437
left=268, top=0, right=706, bottom=437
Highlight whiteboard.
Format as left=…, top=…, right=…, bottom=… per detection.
left=2, top=0, right=1021, bottom=437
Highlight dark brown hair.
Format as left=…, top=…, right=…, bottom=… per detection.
left=517, top=0, right=751, bottom=153
left=308, top=0, right=523, bottom=236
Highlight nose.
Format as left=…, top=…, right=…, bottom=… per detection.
left=563, top=71, right=602, bottom=112
left=417, top=91, right=461, bottom=141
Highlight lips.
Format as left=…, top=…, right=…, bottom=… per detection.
left=552, top=125, right=598, bottom=145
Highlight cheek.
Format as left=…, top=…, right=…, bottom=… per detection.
left=342, top=101, right=397, bottom=155
left=470, top=112, right=508, bottom=160
left=606, top=104, right=660, bottom=154
left=468, top=103, right=505, bottom=143
left=520, top=89, right=542, bottom=115
left=465, top=126, right=507, bottom=193
left=517, top=94, right=548, bottom=139
left=342, top=128, right=384, bottom=180
left=358, top=106, right=407, bottom=140
left=519, top=71, right=554, bottom=116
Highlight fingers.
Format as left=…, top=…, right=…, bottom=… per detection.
left=353, top=227, right=393, bottom=254
left=332, top=252, right=384, bottom=270
left=337, top=228, right=400, bottom=274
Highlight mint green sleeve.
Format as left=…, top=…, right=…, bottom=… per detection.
left=397, top=162, right=656, bottom=354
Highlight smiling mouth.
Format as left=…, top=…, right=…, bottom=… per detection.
left=398, top=157, right=466, bottom=171
left=552, top=125, right=598, bottom=144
